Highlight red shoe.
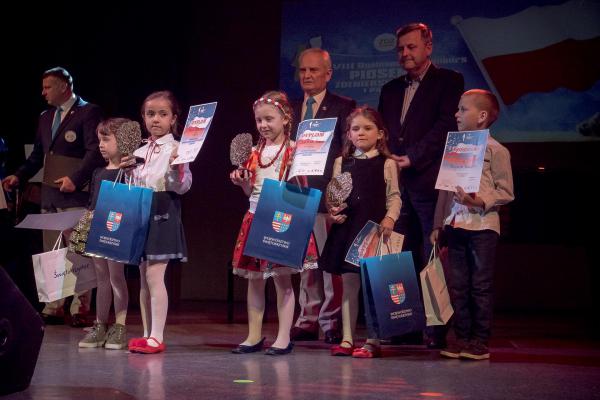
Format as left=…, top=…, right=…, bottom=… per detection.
left=135, top=337, right=166, bottom=354
left=330, top=341, right=355, bottom=356
left=128, top=337, right=147, bottom=353
left=352, top=344, right=381, bottom=358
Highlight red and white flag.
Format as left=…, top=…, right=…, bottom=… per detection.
left=453, top=0, right=600, bottom=105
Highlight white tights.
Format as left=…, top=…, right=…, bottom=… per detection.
left=139, top=261, right=168, bottom=346
left=93, top=258, right=128, bottom=325
left=243, top=274, right=295, bottom=349
left=340, top=273, right=379, bottom=349
left=340, top=273, right=361, bottom=347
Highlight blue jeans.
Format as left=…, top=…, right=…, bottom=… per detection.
left=446, top=226, right=498, bottom=343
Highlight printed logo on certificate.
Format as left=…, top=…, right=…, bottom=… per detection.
left=435, top=130, right=489, bottom=193
left=288, top=117, right=337, bottom=180
left=172, top=102, right=218, bottom=165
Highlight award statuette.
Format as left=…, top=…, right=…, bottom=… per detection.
left=326, top=172, right=352, bottom=209
left=230, top=133, right=253, bottom=179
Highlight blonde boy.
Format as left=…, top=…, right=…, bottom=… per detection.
left=431, top=89, right=514, bottom=360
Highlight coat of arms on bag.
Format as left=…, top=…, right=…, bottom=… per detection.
left=106, top=211, right=123, bottom=232
left=389, top=282, right=405, bottom=305
left=272, top=211, right=292, bottom=233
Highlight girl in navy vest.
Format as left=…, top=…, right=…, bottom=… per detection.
left=320, top=107, right=401, bottom=358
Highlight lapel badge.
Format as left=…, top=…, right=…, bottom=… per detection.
left=64, top=131, right=77, bottom=143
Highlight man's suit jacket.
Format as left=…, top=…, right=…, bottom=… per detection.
left=291, top=90, right=356, bottom=212
left=16, top=96, right=104, bottom=209
left=379, top=64, right=464, bottom=198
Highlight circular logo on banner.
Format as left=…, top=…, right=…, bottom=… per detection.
left=373, top=33, right=397, bottom=52
left=64, top=131, right=77, bottom=142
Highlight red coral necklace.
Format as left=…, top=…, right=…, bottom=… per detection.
left=258, top=139, right=287, bottom=169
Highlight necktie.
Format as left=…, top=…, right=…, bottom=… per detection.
left=51, top=107, right=63, bottom=139
left=303, top=97, right=316, bottom=120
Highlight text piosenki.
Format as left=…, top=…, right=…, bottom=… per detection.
left=54, top=263, right=93, bottom=279
left=262, top=236, right=291, bottom=249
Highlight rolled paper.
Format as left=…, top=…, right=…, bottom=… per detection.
left=230, top=133, right=253, bottom=167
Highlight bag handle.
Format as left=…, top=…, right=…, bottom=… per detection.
left=52, top=232, right=64, bottom=251
left=427, top=244, right=438, bottom=264
left=375, top=233, right=393, bottom=260
left=375, top=226, right=394, bottom=260
left=113, top=168, right=138, bottom=190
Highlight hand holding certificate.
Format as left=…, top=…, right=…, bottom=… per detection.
left=344, top=220, right=404, bottom=267
left=435, top=129, right=488, bottom=193
left=287, top=118, right=337, bottom=180
left=171, top=102, right=217, bottom=165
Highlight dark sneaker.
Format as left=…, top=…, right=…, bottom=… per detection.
left=460, top=340, right=490, bottom=360
left=440, top=339, right=469, bottom=359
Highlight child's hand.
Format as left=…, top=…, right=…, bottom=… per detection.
left=230, top=168, right=251, bottom=186
left=454, top=186, right=484, bottom=208
left=430, top=228, right=440, bottom=245
left=328, top=204, right=348, bottom=224
left=119, top=155, right=137, bottom=171
left=379, top=216, right=394, bottom=239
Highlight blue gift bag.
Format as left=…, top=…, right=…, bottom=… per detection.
left=244, top=178, right=321, bottom=269
left=86, top=180, right=153, bottom=265
left=360, top=251, right=425, bottom=338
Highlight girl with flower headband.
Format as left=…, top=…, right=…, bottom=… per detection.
left=230, top=90, right=319, bottom=355
left=122, top=90, right=192, bottom=354
left=77, top=118, right=139, bottom=350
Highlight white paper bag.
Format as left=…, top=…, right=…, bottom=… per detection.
left=32, top=235, right=97, bottom=302
left=420, top=247, right=454, bottom=326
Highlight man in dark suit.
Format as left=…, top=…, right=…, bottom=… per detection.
left=379, top=23, right=464, bottom=347
left=2, top=67, right=104, bottom=326
left=290, top=48, right=356, bottom=344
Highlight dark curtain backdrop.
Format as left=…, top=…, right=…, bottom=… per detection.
left=3, top=1, right=283, bottom=300
left=3, top=2, right=599, bottom=315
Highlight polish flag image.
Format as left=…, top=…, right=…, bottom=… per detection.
left=452, top=0, right=600, bottom=106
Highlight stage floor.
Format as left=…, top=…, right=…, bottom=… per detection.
left=5, top=302, right=600, bottom=400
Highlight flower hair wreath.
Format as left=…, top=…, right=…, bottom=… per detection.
left=253, top=97, right=288, bottom=118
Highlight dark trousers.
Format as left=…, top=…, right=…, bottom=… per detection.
left=395, top=188, right=436, bottom=269
left=395, top=188, right=441, bottom=341
left=446, top=226, right=498, bottom=343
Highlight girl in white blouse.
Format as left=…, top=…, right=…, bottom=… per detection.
left=126, top=91, right=192, bottom=354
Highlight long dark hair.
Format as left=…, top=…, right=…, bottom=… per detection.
left=341, top=106, right=391, bottom=159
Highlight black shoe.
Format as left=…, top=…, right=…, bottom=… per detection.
left=40, top=313, right=65, bottom=325
left=69, top=314, right=93, bottom=328
left=232, top=337, right=266, bottom=354
left=265, top=342, right=294, bottom=356
left=425, top=337, right=447, bottom=350
left=459, top=340, right=490, bottom=360
left=290, top=327, right=318, bottom=341
left=324, top=329, right=342, bottom=344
